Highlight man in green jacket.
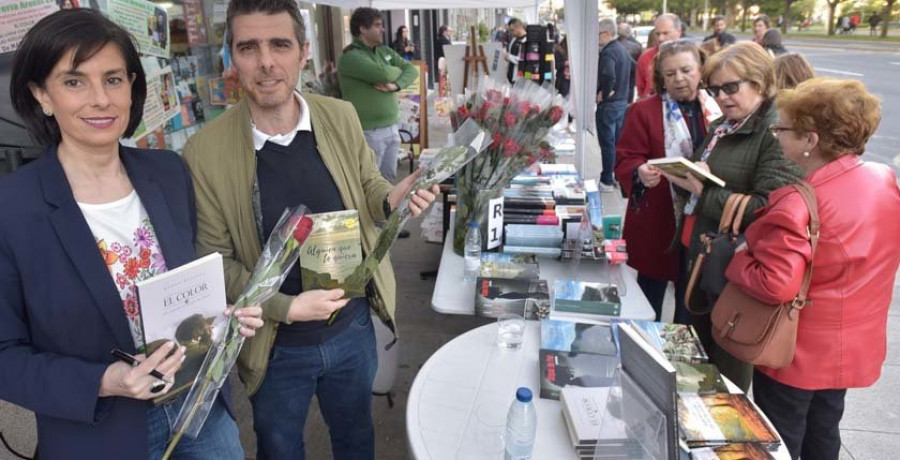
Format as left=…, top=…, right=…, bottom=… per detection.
left=183, top=0, right=437, bottom=458
left=338, top=7, right=418, bottom=183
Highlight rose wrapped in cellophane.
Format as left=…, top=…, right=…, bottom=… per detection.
left=163, top=205, right=316, bottom=459
left=449, top=79, right=567, bottom=253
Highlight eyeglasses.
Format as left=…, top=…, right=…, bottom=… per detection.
left=705, top=79, right=746, bottom=98
left=769, top=124, right=795, bottom=138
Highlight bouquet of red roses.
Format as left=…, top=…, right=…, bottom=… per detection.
left=449, top=79, right=566, bottom=253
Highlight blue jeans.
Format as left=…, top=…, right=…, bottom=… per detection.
left=147, top=393, right=243, bottom=459
left=596, top=101, right=628, bottom=185
left=251, top=307, right=378, bottom=460
left=363, top=124, right=401, bottom=182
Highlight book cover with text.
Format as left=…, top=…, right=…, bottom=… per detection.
left=299, top=210, right=365, bottom=298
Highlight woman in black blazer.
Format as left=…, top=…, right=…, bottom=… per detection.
left=0, top=10, right=262, bottom=459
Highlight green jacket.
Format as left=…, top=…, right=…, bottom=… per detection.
left=682, top=100, right=803, bottom=263
left=182, top=93, right=397, bottom=395
left=337, top=38, right=419, bottom=130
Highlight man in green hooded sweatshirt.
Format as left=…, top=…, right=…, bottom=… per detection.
left=338, top=7, right=418, bottom=183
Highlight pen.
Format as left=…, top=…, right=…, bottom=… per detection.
left=110, top=348, right=173, bottom=384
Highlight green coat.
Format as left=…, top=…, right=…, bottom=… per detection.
left=182, top=93, right=396, bottom=395
left=681, top=100, right=803, bottom=263
left=337, top=38, right=419, bottom=130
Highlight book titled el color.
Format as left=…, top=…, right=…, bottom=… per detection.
left=136, top=252, right=228, bottom=404
left=647, top=157, right=726, bottom=187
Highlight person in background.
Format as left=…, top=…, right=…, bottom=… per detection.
left=338, top=7, right=419, bottom=183
left=615, top=40, right=721, bottom=323
left=504, top=17, right=527, bottom=83
left=596, top=18, right=635, bottom=192
left=699, top=38, right=722, bottom=58
left=774, top=53, right=815, bottom=90
left=1, top=9, right=262, bottom=458
left=869, top=12, right=881, bottom=36
left=703, top=15, right=736, bottom=48
left=434, top=24, right=452, bottom=75
left=753, top=15, right=771, bottom=45
left=617, top=22, right=643, bottom=62
left=762, top=28, right=788, bottom=56
left=647, top=27, right=660, bottom=50
left=727, top=78, right=900, bottom=460
left=554, top=36, right=570, bottom=98
left=391, top=25, right=415, bottom=61
left=636, top=14, right=682, bottom=99
left=660, top=42, right=802, bottom=392
left=183, top=1, right=438, bottom=458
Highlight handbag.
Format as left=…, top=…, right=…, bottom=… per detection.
left=684, top=193, right=753, bottom=314
left=710, top=181, right=819, bottom=369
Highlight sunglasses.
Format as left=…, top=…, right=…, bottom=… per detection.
left=769, top=124, right=795, bottom=138
left=706, top=79, right=746, bottom=97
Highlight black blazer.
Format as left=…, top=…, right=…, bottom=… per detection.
left=0, top=145, right=229, bottom=458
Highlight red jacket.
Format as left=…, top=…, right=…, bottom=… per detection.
left=635, top=47, right=657, bottom=99
left=615, top=96, right=708, bottom=282
left=726, top=154, right=900, bottom=390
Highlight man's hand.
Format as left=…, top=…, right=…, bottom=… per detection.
left=374, top=82, right=399, bottom=92
left=388, top=169, right=440, bottom=217
left=286, top=289, right=349, bottom=323
left=637, top=163, right=662, bottom=188
left=596, top=91, right=604, bottom=103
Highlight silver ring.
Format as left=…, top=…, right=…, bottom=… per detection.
left=150, top=381, right=166, bottom=394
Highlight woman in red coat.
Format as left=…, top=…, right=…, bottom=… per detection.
left=726, top=78, right=900, bottom=460
left=615, top=40, right=721, bottom=322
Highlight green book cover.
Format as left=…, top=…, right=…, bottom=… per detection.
left=299, top=210, right=365, bottom=298
left=674, top=362, right=728, bottom=395
left=553, top=280, right=621, bottom=316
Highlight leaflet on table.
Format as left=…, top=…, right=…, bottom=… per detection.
left=299, top=210, right=365, bottom=299
left=136, top=252, right=228, bottom=404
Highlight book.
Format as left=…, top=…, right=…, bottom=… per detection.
left=474, top=277, right=550, bottom=319
left=539, top=349, right=619, bottom=400
left=678, top=393, right=780, bottom=448
left=618, top=369, right=672, bottom=460
left=479, top=252, right=540, bottom=280
left=540, top=163, right=579, bottom=176
left=554, top=280, right=622, bottom=317
left=673, top=362, right=728, bottom=395
left=540, top=319, right=617, bottom=356
left=136, top=253, right=228, bottom=403
left=612, top=320, right=709, bottom=364
left=299, top=210, right=365, bottom=298
left=503, top=215, right=559, bottom=225
left=690, top=443, right=776, bottom=460
left=647, top=157, right=726, bottom=187
left=560, top=386, right=645, bottom=452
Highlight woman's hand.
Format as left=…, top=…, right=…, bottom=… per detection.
left=224, top=305, right=264, bottom=338
left=660, top=170, right=705, bottom=196
left=388, top=169, right=441, bottom=218
left=637, top=163, right=662, bottom=188
left=99, top=342, right=185, bottom=399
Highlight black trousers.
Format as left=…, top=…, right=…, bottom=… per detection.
left=636, top=273, right=687, bottom=323
left=753, top=371, right=847, bottom=460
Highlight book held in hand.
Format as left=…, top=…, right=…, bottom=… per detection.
left=647, top=157, right=726, bottom=187
left=136, top=253, right=228, bottom=404
left=299, top=210, right=365, bottom=298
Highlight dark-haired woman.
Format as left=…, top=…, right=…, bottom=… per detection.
left=0, top=10, right=261, bottom=458
left=391, top=25, right=415, bottom=61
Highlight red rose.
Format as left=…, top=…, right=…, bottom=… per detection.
left=457, top=106, right=470, bottom=119
left=503, top=113, right=516, bottom=128
left=547, top=106, right=564, bottom=124
left=489, top=133, right=504, bottom=150
left=502, top=138, right=522, bottom=157
left=518, top=102, right=531, bottom=115
left=503, top=96, right=511, bottom=106
left=292, top=216, right=314, bottom=245
left=526, top=154, right=537, bottom=165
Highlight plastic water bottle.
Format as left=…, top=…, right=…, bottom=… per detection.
left=463, top=221, right=481, bottom=283
left=504, top=387, right=537, bottom=460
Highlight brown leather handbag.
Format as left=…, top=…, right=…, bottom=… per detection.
left=710, top=182, right=819, bottom=369
left=684, top=193, right=753, bottom=314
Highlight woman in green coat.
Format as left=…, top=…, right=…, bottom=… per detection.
left=661, top=42, right=802, bottom=391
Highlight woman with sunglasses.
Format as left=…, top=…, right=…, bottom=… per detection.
left=659, top=42, right=801, bottom=392
left=0, top=10, right=262, bottom=458
left=614, top=40, right=721, bottom=324
left=726, top=78, right=900, bottom=460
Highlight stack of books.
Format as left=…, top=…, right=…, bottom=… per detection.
left=552, top=280, right=623, bottom=320
left=538, top=319, right=619, bottom=400
left=678, top=393, right=780, bottom=451
left=560, top=386, right=646, bottom=459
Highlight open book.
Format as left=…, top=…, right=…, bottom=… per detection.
left=648, top=157, right=726, bottom=188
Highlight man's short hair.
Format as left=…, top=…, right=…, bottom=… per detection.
left=599, top=18, right=617, bottom=38
left=618, top=22, right=633, bottom=38
left=350, top=7, right=382, bottom=37
left=713, top=15, right=726, bottom=24
left=508, top=17, right=524, bottom=29
left=656, top=13, right=682, bottom=31
left=226, top=0, right=306, bottom=49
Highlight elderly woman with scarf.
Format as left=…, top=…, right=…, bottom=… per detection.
left=615, top=40, right=721, bottom=324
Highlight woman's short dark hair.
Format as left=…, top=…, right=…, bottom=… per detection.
left=652, top=39, right=704, bottom=95
left=10, top=9, right=146, bottom=146
left=226, top=0, right=306, bottom=49
left=350, top=7, right=382, bottom=38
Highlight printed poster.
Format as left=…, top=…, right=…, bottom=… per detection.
left=131, top=65, right=179, bottom=140
left=0, top=0, right=58, bottom=54
left=108, top=0, right=169, bottom=58
left=182, top=0, right=206, bottom=46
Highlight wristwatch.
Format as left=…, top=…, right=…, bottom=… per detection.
left=383, top=196, right=393, bottom=218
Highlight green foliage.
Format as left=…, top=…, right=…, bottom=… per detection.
left=478, top=22, right=489, bottom=43
left=607, top=0, right=659, bottom=16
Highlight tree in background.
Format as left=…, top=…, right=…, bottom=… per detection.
left=882, top=0, right=898, bottom=37
left=607, top=0, right=659, bottom=16
left=826, top=0, right=852, bottom=34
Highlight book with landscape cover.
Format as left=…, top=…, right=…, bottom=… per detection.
left=540, top=319, right=617, bottom=356
left=553, top=280, right=622, bottom=317
left=539, top=349, right=619, bottom=400
left=479, top=252, right=540, bottom=280
left=673, top=362, right=728, bottom=395
left=612, top=320, right=709, bottom=364
left=475, top=277, right=550, bottom=319
left=647, top=157, right=726, bottom=187
left=690, top=443, right=775, bottom=460
left=678, top=393, right=780, bottom=449
left=137, top=252, right=228, bottom=404
left=299, top=210, right=365, bottom=298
